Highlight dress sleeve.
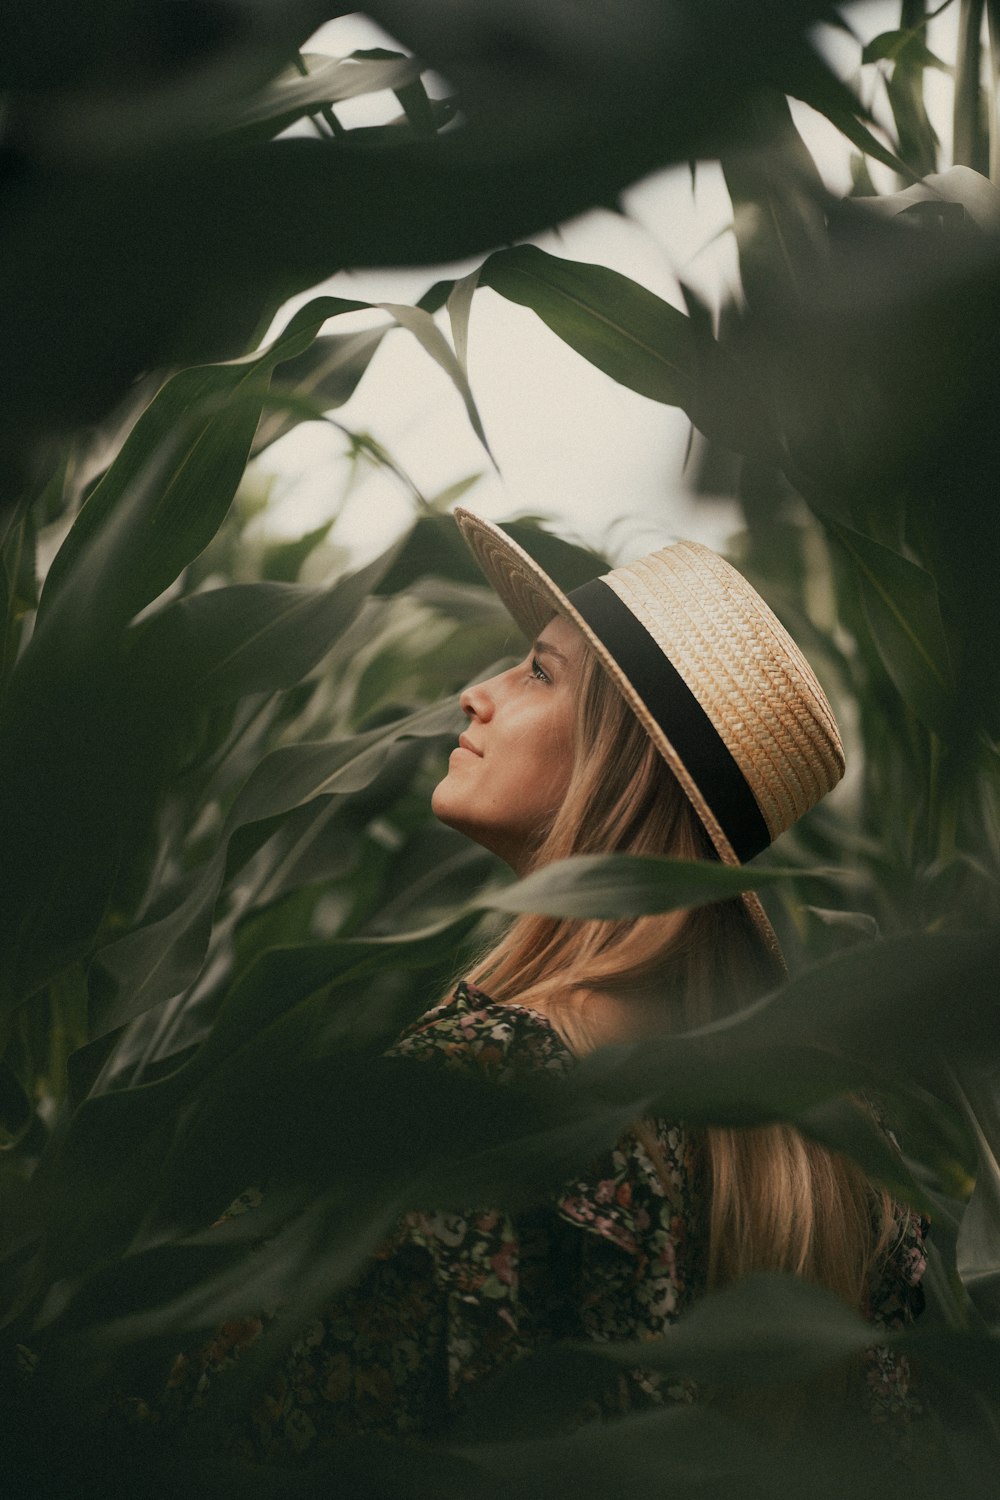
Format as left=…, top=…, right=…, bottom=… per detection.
left=862, top=1203, right=929, bottom=1428
left=553, top=1117, right=706, bottom=1416
left=159, top=985, right=578, bottom=1458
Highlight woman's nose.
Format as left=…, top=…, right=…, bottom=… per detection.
left=460, top=676, right=497, bottom=720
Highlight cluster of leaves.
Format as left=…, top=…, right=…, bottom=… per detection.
left=1, top=2, right=1000, bottom=1497
left=0, top=0, right=918, bottom=491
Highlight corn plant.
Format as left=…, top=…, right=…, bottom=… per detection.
left=2, top=4, right=999, bottom=1497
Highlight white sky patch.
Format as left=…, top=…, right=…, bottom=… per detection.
left=253, top=2, right=964, bottom=566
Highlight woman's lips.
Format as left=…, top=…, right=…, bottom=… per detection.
left=458, top=734, right=483, bottom=757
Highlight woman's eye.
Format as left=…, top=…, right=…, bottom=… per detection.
left=530, top=656, right=550, bottom=682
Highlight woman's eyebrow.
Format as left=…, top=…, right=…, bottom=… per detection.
left=533, top=637, right=568, bottom=664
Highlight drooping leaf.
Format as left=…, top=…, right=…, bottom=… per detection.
left=863, top=28, right=950, bottom=71
left=198, top=912, right=482, bottom=1075
left=712, top=929, right=998, bottom=1071
left=480, top=245, right=701, bottom=410
left=447, top=266, right=482, bottom=379
left=0, top=0, right=314, bottom=91
left=793, top=1095, right=926, bottom=1205
left=376, top=301, right=495, bottom=464
left=252, top=327, right=388, bottom=454
left=484, top=853, right=821, bottom=920
left=2, top=0, right=862, bottom=463
left=801, top=905, right=879, bottom=943
left=223, top=51, right=424, bottom=136
left=862, top=8, right=946, bottom=181
left=36, top=294, right=368, bottom=627
left=780, top=36, right=917, bottom=180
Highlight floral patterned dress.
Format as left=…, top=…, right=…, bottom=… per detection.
left=162, top=982, right=927, bottom=1462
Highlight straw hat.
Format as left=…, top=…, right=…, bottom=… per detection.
left=453, top=507, right=846, bottom=970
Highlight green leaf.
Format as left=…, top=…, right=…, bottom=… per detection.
left=570, top=929, right=998, bottom=1112
left=714, top=930, right=998, bottom=1071
left=447, top=266, right=482, bottom=378
left=90, top=698, right=461, bottom=1035
left=863, top=29, right=950, bottom=70
left=480, top=245, right=700, bottom=409
left=901, top=1325, right=1000, bottom=1399
left=449, top=1274, right=894, bottom=1452
left=780, top=39, right=917, bottom=180
left=847, top=165, right=1000, bottom=233
left=0, top=0, right=319, bottom=91
left=36, top=294, right=367, bottom=628
left=826, top=521, right=955, bottom=735
left=374, top=512, right=496, bottom=595
left=794, top=1096, right=925, bottom=1205
left=0, top=498, right=38, bottom=689
left=0, top=297, right=391, bottom=1005
left=35, top=289, right=488, bottom=631
left=862, top=15, right=945, bottom=181
left=951, top=1066, right=1000, bottom=1332
left=224, top=52, right=424, bottom=136
left=350, top=46, right=442, bottom=138
left=721, top=90, right=828, bottom=313
left=483, top=853, right=818, bottom=920
left=0, top=1056, right=34, bottom=1149
left=4, top=3, right=862, bottom=453
left=23, top=915, right=481, bottom=1289
left=377, top=300, right=495, bottom=464
left=573, top=1272, right=873, bottom=1384
left=127, top=543, right=402, bottom=706
left=259, top=520, right=335, bottom=583
left=257, top=297, right=492, bottom=462
left=252, top=327, right=388, bottom=455
left=197, top=912, right=481, bottom=1076
left=801, top=906, right=879, bottom=942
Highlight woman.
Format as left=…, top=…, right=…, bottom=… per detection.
left=164, top=509, right=926, bottom=1458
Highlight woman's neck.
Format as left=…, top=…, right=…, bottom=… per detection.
left=515, top=986, right=670, bottom=1057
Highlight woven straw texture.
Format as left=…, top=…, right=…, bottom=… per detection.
left=604, top=545, right=845, bottom=843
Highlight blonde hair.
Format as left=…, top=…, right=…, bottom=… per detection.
left=468, top=641, right=895, bottom=1310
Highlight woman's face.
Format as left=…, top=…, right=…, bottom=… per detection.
left=432, top=614, right=584, bottom=871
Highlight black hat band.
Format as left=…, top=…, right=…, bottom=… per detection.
left=567, top=577, right=771, bottom=863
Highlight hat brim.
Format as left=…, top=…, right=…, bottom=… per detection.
left=453, top=507, right=786, bottom=978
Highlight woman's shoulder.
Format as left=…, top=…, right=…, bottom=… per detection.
left=385, top=980, right=576, bottom=1085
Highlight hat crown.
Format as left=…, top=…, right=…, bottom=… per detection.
left=599, top=541, right=845, bottom=846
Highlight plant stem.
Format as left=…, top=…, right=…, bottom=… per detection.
left=985, top=0, right=1000, bottom=179
left=954, top=0, right=987, bottom=168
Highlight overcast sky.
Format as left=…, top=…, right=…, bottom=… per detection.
left=254, top=2, right=958, bottom=566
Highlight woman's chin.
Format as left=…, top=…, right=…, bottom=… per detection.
left=430, top=777, right=463, bottom=830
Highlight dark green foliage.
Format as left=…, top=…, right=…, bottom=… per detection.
left=0, top=0, right=867, bottom=480
left=2, top=4, right=999, bottom=1497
